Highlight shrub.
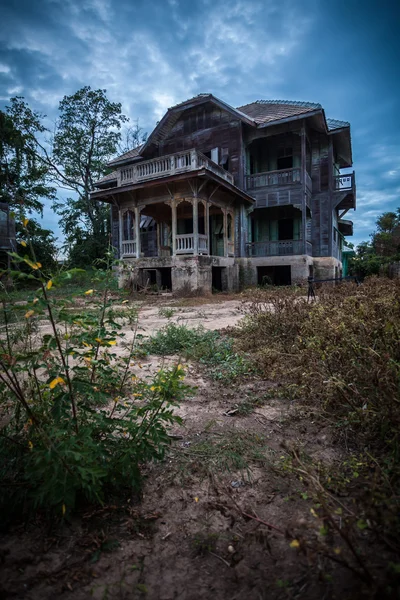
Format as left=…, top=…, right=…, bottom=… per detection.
left=0, top=231, right=186, bottom=522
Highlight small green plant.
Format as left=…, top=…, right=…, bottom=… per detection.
left=158, top=306, right=175, bottom=319
left=141, top=323, right=254, bottom=382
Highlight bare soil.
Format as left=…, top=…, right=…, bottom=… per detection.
left=0, top=297, right=383, bottom=600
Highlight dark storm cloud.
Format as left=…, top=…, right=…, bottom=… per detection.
left=0, top=0, right=399, bottom=245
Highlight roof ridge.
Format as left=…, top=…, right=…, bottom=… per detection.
left=250, top=99, right=322, bottom=109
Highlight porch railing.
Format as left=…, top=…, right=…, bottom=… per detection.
left=199, top=234, right=208, bottom=254
left=121, top=240, right=137, bottom=257
left=333, top=172, right=355, bottom=191
left=176, top=234, right=194, bottom=254
left=119, top=149, right=234, bottom=187
left=246, top=240, right=303, bottom=257
left=245, top=167, right=301, bottom=190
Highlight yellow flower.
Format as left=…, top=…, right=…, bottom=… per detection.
left=150, top=386, right=156, bottom=392
left=20, top=240, right=27, bottom=247
left=46, top=280, right=53, bottom=290
left=194, top=497, right=199, bottom=503
left=62, top=504, right=66, bottom=516
left=122, top=300, right=129, bottom=304
left=25, top=310, right=35, bottom=319
left=82, top=342, right=92, bottom=348
left=108, top=340, right=117, bottom=346
left=177, top=364, right=183, bottom=371
left=23, top=218, right=29, bottom=227
left=49, top=376, right=66, bottom=389
left=28, top=441, right=33, bottom=450
left=84, top=289, right=94, bottom=295
left=289, top=539, right=300, bottom=549
left=95, top=338, right=103, bottom=344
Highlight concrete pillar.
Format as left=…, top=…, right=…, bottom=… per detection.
left=134, top=205, right=141, bottom=258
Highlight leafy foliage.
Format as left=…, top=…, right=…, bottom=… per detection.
left=0, top=99, right=55, bottom=214
left=50, top=87, right=128, bottom=265
left=0, top=233, right=186, bottom=522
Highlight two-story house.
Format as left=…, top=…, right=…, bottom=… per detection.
left=92, top=94, right=356, bottom=293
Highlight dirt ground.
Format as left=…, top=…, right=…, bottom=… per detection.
left=0, top=296, right=383, bottom=600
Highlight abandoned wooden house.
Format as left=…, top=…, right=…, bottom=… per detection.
left=92, top=94, right=356, bottom=293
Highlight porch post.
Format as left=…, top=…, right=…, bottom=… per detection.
left=223, top=208, right=228, bottom=257
left=193, top=197, right=198, bottom=255
left=171, top=200, right=177, bottom=256
left=134, top=205, right=141, bottom=258
left=205, top=202, right=210, bottom=254
left=301, top=124, right=307, bottom=255
left=118, top=209, right=123, bottom=258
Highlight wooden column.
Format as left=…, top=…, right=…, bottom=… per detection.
left=134, top=205, right=141, bottom=258
left=223, top=208, right=228, bottom=257
left=193, top=197, right=198, bottom=255
left=205, top=201, right=210, bottom=254
left=171, top=200, right=177, bottom=256
left=301, top=125, right=307, bottom=255
left=118, top=209, right=123, bottom=257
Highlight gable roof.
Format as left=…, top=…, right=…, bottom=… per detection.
left=237, top=100, right=322, bottom=124
left=106, top=94, right=351, bottom=168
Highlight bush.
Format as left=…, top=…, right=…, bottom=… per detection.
left=0, top=234, right=186, bottom=523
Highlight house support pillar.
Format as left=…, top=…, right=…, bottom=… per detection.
left=223, top=208, right=228, bottom=257
left=171, top=200, right=177, bottom=256
left=118, top=209, right=123, bottom=258
left=193, top=197, right=199, bottom=255
left=205, top=201, right=210, bottom=254
left=134, top=205, right=141, bottom=258
left=301, top=124, right=307, bottom=255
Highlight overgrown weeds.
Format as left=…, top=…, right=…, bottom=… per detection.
left=236, top=278, right=400, bottom=583
left=140, top=323, right=254, bottom=382
left=0, top=227, right=186, bottom=523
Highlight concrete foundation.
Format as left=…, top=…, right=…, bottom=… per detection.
left=313, top=257, right=342, bottom=280
left=119, top=254, right=343, bottom=294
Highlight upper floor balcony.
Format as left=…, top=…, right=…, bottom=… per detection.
left=117, top=149, right=234, bottom=187
left=333, top=171, right=356, bottom=210
left=246, top=167, right=312, bottom=193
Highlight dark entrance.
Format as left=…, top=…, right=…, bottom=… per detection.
left=257, top=265, right=291, bottom=286
left=158, top=267, right=172, bottom=291
left=212, top=266, right=226, bottom=292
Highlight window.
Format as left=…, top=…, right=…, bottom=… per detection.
left=277, top=145, right=293, bottom=170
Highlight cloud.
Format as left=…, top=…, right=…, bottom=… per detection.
left=0, top=0, right=399, bottom=249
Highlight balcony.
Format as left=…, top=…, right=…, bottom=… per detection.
left=246, top=167, right=301, bottom=190
left=333, top=171, right=356, bottom=210
left=246, top=240, right=310, bottom=257
left=118, top=149, right=234, bottom=187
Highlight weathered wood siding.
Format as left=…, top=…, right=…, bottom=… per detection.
left=159, top=106, right=243, bottom=187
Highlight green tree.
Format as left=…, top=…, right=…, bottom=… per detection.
left=49, top=87, right=128, bottom=265
left=0, top=101, right=55, bottom=214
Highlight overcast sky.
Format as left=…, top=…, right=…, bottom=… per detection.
left=0, top=0, right=399, bottom=247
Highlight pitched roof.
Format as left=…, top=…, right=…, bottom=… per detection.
left=96, top=170, right=118, bottom=185
left=237, top=100, right=322, bottom=124
left=326, top=117, right=350, bottom=131
left=107, top=144, right=144, bottom=167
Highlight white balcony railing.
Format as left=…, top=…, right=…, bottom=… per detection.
left=121, top=240, right=137, bottom=257
left=176, top=234, right=194, bottom=254
left=119, top=149, right=234, bottom=187
left=334, top=172, right=355, bottom=191
left=199, top=234, right=208, bottom=254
